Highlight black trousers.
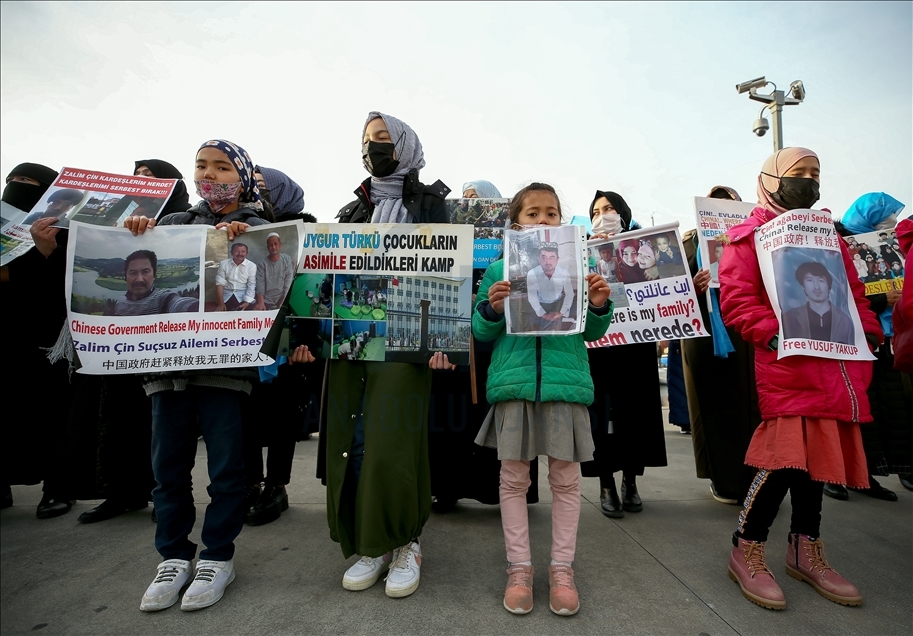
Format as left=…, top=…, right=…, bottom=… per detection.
left=736, top=468, right=824, bottom=543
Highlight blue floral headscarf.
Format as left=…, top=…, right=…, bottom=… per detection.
left=198, top=139, right=262, bottom=206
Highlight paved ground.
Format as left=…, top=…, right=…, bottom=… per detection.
left=2, top=411, right=910, bottom=636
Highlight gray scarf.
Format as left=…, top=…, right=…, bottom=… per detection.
left=365, top=111, right=425, bottom=223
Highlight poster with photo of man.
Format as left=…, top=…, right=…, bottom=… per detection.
left=504, top=224, right=586, bottom=336
left=755, top=209, right=875, bottom=361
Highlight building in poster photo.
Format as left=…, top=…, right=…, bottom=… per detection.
left=385, top=275, right=471, bottom=354
left=772, top=247, right=855, bottom=345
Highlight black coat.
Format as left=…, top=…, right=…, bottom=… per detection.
left=336, top=170, right=450, bottom=224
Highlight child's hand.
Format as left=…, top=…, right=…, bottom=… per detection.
left=586, top=273, right=610, bottom=308
left=428, top=351, right=457, bottom=370
left=288, top=345, right=315, bottom=364
left=488, top=281, right=511, bottom=314
left=124, top=216, right=156, bottom=235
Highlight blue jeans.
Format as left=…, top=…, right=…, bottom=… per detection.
left=151, top=386, right=247, bottom=561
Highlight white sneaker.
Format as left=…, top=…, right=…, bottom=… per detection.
left=140, top=559, right=192, bottom=612
left=343, top=552, right=396, bottom=591
left=385, top=540, right=422, bottom=598
left=180, top=559, right=235, bottom=611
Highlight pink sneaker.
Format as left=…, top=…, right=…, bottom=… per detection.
left=547, top=564, right=579, bottom=616
left=728, top=538, right=786, bottom=610
left=786, top=533, right=862, bottom=606
left=503, top=564, right=534, bottom=614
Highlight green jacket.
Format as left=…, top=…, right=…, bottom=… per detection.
left=473, top=259, right=614, bottom=405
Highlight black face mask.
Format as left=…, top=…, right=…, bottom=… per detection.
left=259, top=185, right=272, bottom=204
left=768, top=176, right=820, bottom=210
left=1, top=181, right=47, bottom=212
left=362, top=141, right=399, bottom=178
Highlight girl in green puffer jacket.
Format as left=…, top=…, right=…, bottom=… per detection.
left=472, top=183, right=614, bottom=617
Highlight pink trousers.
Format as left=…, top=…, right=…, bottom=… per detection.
left=500, top=457, right=580, bottom=563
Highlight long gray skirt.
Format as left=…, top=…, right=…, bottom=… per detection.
left=475, top=400, right=595, bottom=463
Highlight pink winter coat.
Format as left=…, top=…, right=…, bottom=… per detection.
left=719, top=206, right=883, bottom=423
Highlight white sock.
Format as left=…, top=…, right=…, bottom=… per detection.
left=551, top=559, right=572, bottom=567
left=510, top=560, right=532, bottom=567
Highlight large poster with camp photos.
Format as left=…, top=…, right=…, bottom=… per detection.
left=844, top=226, right=904, bottom=296
left=445, top=197, right=511, bottom=269
left=754, top=209, right=875, bottom=361
left=263, top=223, right=475, bottom=364
left=65, top=220, right=303, bottom=374
left=503, top=224, right=588, bottom=336
left=584, top=223, right=708, bottom=348
left=693, top=196, right=756, bottom=288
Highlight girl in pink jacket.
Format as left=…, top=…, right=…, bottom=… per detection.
left=718, top=148, right=883, bottom=611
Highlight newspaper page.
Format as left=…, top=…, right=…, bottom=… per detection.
left=755, top=209, right=875, bottom=361
left=503, top=224, right=587, bottom=336
left=584, top=222, right=707, bottom=348
left=693, top=196, right=756, bottom=288
left=267, top=223, right=475, bottom=364
left=844, top=227, right=904, bottom=296
left=66, top=220, right=302, bottom=374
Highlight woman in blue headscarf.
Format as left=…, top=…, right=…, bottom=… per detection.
left=830, top=192, right=910, bottom=500
left=462, top=180, right=502, bottom=199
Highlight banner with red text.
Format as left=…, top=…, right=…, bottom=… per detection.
left=584, top=223, right=708, bottom=348
left=65, top=220, right=302, bottom=374
left=754, top=209, right=875, bottom=361
left=692, top=196, right=756, bottom=288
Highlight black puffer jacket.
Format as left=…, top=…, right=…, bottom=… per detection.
left=336, top=170, right=450, bottom=224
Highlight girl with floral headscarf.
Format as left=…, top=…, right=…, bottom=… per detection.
left=719, top=148, right=882, bottom=611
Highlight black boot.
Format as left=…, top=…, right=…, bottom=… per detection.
left=823, top=483, right=849, bottom=500
left=599, top=477, right=624, bottom=518
left=36, top=494, right=74, bottom=519
left=246, top=484, right=289, bottom=526
left=621, top=473, right=643, bottom=512
left=77, top=497, right=148, bottom=524
left=850, top=476, right=898, bottom=502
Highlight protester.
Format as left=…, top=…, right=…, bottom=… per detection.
left=462, top=180, right=502, bottom=198
left=826, top=192, right=910, bottom=501
left=254, top=166, right=305, bottom=220
left=322, top=111, right=450, bottom=599
left=0, top=163, right=77, bottom=517
left=681, top=186, right=761, bottom=505
left=125, top=139, right=268, bottom=612
left=582, top=190, right=667, bottom=519
left=473, top=182, right=612, bottom=616
left=720, top=147, right=882, bottom=610
left=134, top=159, right=192, bottom=217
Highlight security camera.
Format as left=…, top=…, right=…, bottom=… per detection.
left=736, top=76, right=767, bottom=94
left=789, top=80, right=806, bottom=101
left=753, top=117, right=770, bottom=137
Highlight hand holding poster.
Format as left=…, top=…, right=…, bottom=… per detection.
left=584, top=222, right=707, bottom=348
left=503, top=224, right=587, bottom=336
left=754, top=209, right=875, bottom=361
left=693, top=196, right=756, bottom=288
left=66, top=220, right=302, bottom=374
left=265, top=223, right=475, bottom=364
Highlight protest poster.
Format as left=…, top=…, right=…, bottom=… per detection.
left=584, top=222, right=707, bottom=348
left=844, top=227, right=904, bottom=296
left=66, top=220, right=302, bottom=374
left=754, top=209, right=875, bottom=361
left=693, top=196, right=756, bottom=288
left=504, top=224, right=587, bottom=336
left=445, top=197, right=511, bottom=269
left=0, top=201, right=33, bottom=266
left=268, top=223, right=475, bottom=364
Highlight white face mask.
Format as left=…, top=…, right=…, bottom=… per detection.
left=874, top=214, right=897, bottom=231
left=591, top=213, right=622, bottom=235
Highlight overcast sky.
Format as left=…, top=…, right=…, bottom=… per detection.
left=2, top=2, right=910, bottom=228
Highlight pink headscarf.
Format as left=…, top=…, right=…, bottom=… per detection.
left=757, top=147, right=818, bottom=215
left=638, top=242, right=655, bottom=259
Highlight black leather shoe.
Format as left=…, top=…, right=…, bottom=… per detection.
left=850, top=476, right=898, bottom=502
left=899, top=474, right=913, bottom=492
left=36, top=495, right=74, bottom=519
left=246, top=484, right=289, bottom=526
left=621, top=476, right=643, bottom=512
left=244, top=483, right=262, bottom=512
left=823, top=483, right=849, bottom=500
left=599, top=484, right=624, bottom=518
left=77, top=498, right=148, bottom=524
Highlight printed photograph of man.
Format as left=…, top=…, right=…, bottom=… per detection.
left=708, top=240, right=725, bottom=282
left=253, top=232, right=295, bottom=310
left=22, top=188, right=84, bottom=225
left=214, top=242, right=257, bottom=311
left=781, top=261, right=855, bottom=344
left=526, top=241, right=574, bottom=331
left=106, top=250, right=199, bottom=316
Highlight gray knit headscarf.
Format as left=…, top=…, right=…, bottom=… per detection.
left=364, top=111, right=425, bottom=223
